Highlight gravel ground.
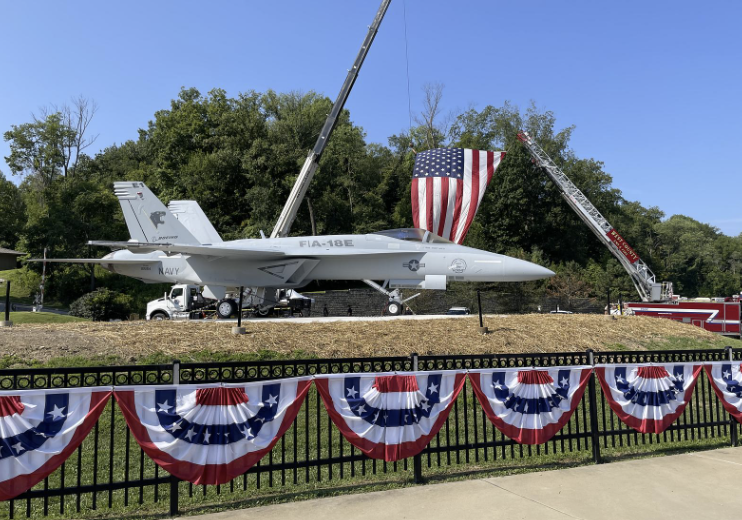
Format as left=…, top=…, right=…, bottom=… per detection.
left=0, top=314, right=727, bottom=365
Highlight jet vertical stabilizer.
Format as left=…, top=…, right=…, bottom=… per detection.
left=113, top=182, right=199, bottom=245
left=168, top=201, right=223, bottom=244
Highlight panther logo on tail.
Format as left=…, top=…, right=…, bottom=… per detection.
left=149, top=211, right=166, bottom=229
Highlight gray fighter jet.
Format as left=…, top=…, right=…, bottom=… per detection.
left=35, top=182, right=554, bottom=310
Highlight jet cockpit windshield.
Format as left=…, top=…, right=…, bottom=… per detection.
left=372, top=228, right=454, bottom=244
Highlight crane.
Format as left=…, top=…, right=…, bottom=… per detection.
left=517, top=131, right=672, bottom=302
left=267, top=0, right=416, bottom=315
left=270, top=0, right=392, bottom=239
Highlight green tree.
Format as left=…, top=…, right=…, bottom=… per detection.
left=653, top=215, right=717, bottom=295
left=4, top=112, right=73, bottom=190
left=0, top=171, right=25, bottom=249
left=4, top=97, right=97, bottom=187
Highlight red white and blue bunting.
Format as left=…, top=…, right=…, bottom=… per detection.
left=113, top=377, right=311, bottom=485
left=596, top=363, right=702, bottom=434
left=315, top=371, right=466, bottom=461
left=0, top=387, right=112, bottom=501
left=2, top=361, right=736, bottom=500
left=469, top=367, right=592, bottom=445
left=704, top=362, right=742, bottom=423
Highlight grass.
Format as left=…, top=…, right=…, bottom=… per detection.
left=0, top=268, right=65, bottom=308
left=0, top=336, right=738, bottom=371
left=0, top=268, right=32, bottom=303
left=3, top=312, right=88, bottom=324
left=644, top=335, right=742, bottom=350
left=0, top=349, right=314, bottom=370
left=1, top=336, right=736, bottom=371
left=0, top=314, right=732, bottom=367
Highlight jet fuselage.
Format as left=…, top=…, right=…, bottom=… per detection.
left=102, top=230, right=553, bottom=289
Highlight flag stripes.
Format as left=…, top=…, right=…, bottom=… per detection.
left=411, top=148, right=504, bottom=244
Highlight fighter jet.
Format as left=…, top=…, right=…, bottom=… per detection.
left=35, top=182, right=554, bottom=312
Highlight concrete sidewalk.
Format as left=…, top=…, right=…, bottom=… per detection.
left=180, top=447, right=742, bottom=520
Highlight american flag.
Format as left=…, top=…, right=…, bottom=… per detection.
left=411, top=148, right=504, bottom=244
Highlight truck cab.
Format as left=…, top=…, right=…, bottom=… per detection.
left=147, top=284, right=203, bottom=320
left=146, top=284, right=313, bottom=320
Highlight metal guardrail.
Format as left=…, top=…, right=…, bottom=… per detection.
left=1, top=348, right=740, bottom=519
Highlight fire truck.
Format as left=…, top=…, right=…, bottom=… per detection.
left=517, top=132, right=741, bottom=337
left=623, top=296, right=740, bottom=337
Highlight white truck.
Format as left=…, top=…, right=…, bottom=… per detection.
left=146, top=284, right=313, bottom=321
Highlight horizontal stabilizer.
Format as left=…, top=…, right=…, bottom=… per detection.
left=88, top=240, right=173, bottom=253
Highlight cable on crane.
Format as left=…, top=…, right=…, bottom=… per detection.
left=402, top=0, right=414, bottom=142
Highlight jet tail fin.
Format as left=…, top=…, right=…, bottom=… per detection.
left=113, top=182, right=199, bottom=245
left=167, top=200, right=223, bottom=244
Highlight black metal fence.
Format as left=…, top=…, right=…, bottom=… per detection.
left=1, top=348, right=740, bottom=519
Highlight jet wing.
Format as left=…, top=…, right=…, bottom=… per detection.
left=87, top=241, right=424, bottom=260
left=27, top=258, right=161, bottom=264
left=87, top=241, right=286, bottom=259
left=291, top=249, right=414, bottom=256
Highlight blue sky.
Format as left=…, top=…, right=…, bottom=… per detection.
left=1, top=0, right=740, bottom=236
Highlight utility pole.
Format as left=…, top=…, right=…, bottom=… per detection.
left=38, top=247, right=47, bottom=312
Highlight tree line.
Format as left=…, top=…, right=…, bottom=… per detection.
left=2, top=88, right=740, bottom=313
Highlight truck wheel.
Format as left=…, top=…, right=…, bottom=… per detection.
left=387, top=301, right=402, bottom=316
left=216, top=299, right=237, bottom=319
left=151, top=311, right=169, bottom=321
left=257, top=307, right=273, bottom=317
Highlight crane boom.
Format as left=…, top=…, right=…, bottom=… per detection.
left=270, top=0, right=392, bottom=239
left=516, top=131, right=672, bottom=302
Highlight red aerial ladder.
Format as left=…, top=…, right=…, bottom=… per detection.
left=517, top=132, right=672, bottom=303
left=517, top=131, right=740, bottom=337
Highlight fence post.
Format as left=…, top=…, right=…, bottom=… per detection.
left=477, top=289, right=483, bottom=328
left=587, top=350, right=602, bottom=464
left=411, top=352, right=424, bottom=484
left=726, top=346, right=738, bottom=447
left=1, top=280, right=11, bottom=327
left=169, top=360, right=180, bottom=517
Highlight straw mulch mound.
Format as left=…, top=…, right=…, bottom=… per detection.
left=0, top=314, right=727, bottom=364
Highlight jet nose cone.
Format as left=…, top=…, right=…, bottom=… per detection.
left=505, top=258, right=555, bottom=281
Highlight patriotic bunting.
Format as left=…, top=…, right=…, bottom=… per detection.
left=1, top=362, right=735, bottom=496
left=704, top=362, right=742, bottom=423
left=469, top=367, right=592, bottom=444
left=315, top=371, right=466, bottom=461
left=113, top=378, right=311, bottom=485
left=0, top=387, right=112, bottom=501
left=596, top=364, right=702, bottom=434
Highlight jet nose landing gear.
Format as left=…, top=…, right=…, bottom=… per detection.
left=386, top=300, right=403, bottom=316
left=363, top=280, right=419, bottom=317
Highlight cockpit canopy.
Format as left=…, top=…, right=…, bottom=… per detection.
left=372, top=228, right=454, bottom=244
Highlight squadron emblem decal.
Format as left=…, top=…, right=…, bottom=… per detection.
left=403, top=259, right=425, bottom=272
left=450, top=258, right=467, bottom=273
left=149, top=211, right=166, bottom=229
